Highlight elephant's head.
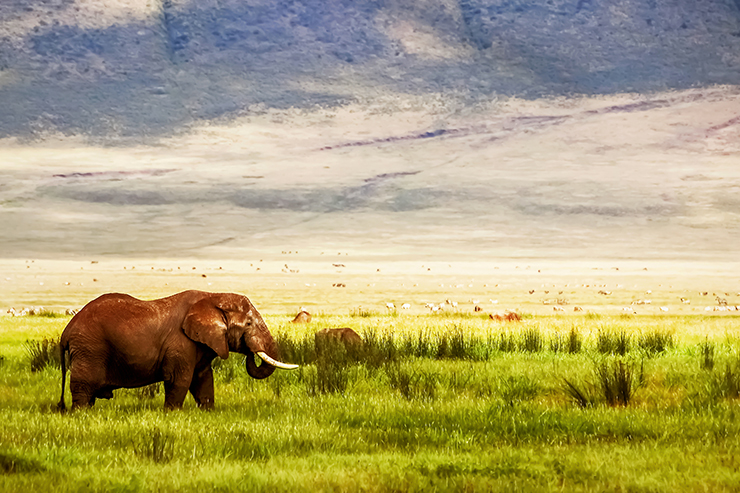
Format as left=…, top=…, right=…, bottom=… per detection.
left=182, top=293, right=297, bottom=379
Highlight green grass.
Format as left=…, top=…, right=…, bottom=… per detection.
left=2, top=314, right=740, bottom=491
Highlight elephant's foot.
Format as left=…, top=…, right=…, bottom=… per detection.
left=94, top=388, right=114, bottom=399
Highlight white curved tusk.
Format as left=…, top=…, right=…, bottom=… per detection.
left=256, top=351, right=299, bottom=370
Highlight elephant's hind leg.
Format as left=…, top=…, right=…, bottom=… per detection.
left=69, top=361, right=107, bottom=410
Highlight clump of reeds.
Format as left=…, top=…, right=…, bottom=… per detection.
left=637, top=330, right=674, bottom=355
left=596, top=330, right=630, bottom=355
left=699, top=339, right=715, bottom=371
left=24, top=338, right=61, bottom=372
left=563, top=358, right=643, bottom=408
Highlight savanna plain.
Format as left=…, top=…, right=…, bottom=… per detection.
left=1, top=259, right=740, bottom=492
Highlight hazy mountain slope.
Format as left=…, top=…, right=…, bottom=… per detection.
left=1, top=0, right=739, bottom=140
left=2, top=86, right=738, bottom=260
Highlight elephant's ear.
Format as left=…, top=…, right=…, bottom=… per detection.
left=182, top=299, right=229, bottom=359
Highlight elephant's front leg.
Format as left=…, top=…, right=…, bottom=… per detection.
left=189, top=366, right=215, bottom=410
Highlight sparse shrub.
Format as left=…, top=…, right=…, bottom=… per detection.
left=567, top=327, right=583, bottom=354
left=550, top=333, right=564, bottom=353
left=519, top=328, right=543, bottom=353
left=276, top=332, right=315, bottom=366
left=596, top=330, right=630, bottom=355
left=25, top=338, right=61, bottom=372
left=562, top=378, right=594, bottom=408
left=564, top=358, right=643, bottom=407
left=497, top=332, right=517, bottom=352
left=699, top=340, right=715, bottom=371
left=707, top=356, right=740, bottom=400
left=638, top=330, right=674, bottom=355
left=360, top=328, right=398, bottom=369
left=594, top=358, right=639, bottom=406
left=309, top=339, right=351, bottom=395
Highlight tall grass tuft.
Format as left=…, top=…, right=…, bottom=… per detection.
left=309, top=339, right=353, bottom=395
left=24, top=338, right=61, bottom=372
left=707, top=356, right=740, bottom=400
left=496, top=332, right=518, bottom=352
left=276, top=332, right=315, bottom=366
left=638, top=330, right=674, bottom=355
left=594, top=359, right=636, bottom=406
left=360, top=328, right=398, bottom=369
left=699, top=340, right=715, bottom=371
left=567, top=327, right=583, bottom=354
left=564, top=358, right=642, bottom=407
left=562, top=378, right=593, bottom=408
left=596, top=330, right=630, bottom=355
left=551, top=328, right=583, bottom=354
left=520, top=328, right=543, bottom=353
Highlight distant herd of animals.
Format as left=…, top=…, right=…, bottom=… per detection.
left=2, top=288, right=737, bottom=413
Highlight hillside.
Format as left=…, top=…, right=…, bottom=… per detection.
left=1, top=0, right=739, bottom=140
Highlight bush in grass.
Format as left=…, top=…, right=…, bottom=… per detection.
left=638, top=330, right=674, bottom=355
left=497, top=332, right=517, bottom=352
left=306, top=338, right=357, bottom=395
left=519, top=328, right=544, bottom=353
left=567, top=327, right=583, bottom=354
left=276, top=332, right=315, bottom=366
left=563, top=358, right=644, bottom=408
left=699, top=340, right=715, bottom=371
left=24, top=338, right=61, bottom=372
left=707, top=356, right=740, bottom=400
left=360, top=328, right=398, bottom=369
left=596, top=330, right=630, bottom=355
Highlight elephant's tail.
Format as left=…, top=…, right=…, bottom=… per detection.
left=57, top=339, right=68, bottom=413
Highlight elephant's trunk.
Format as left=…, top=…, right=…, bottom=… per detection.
left=244, top=349, right=277, bottom=379
left=242, top=317, right=297, bottom=379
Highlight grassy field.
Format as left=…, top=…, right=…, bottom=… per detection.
left=2, top=311, right=740, bottom=492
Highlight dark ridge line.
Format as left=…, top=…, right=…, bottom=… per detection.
left=52, top=169, right=177, bottom=179
left=363, top=171, right=422, bottom=183
left=318, top=115, right=569, bottom=151
left=317, top=94, right=707, bottom=153
left=707, top=115, right=740, bottom=133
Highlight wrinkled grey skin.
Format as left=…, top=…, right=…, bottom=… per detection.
left=58, top=290, right=284, bottom=411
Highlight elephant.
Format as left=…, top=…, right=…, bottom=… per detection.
left=314, top=327, right=363, bottom=357
left=57, top=290, right=297, bottom=411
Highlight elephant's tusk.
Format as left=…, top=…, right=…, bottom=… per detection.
left=256, top=351, right=299, bottom=370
